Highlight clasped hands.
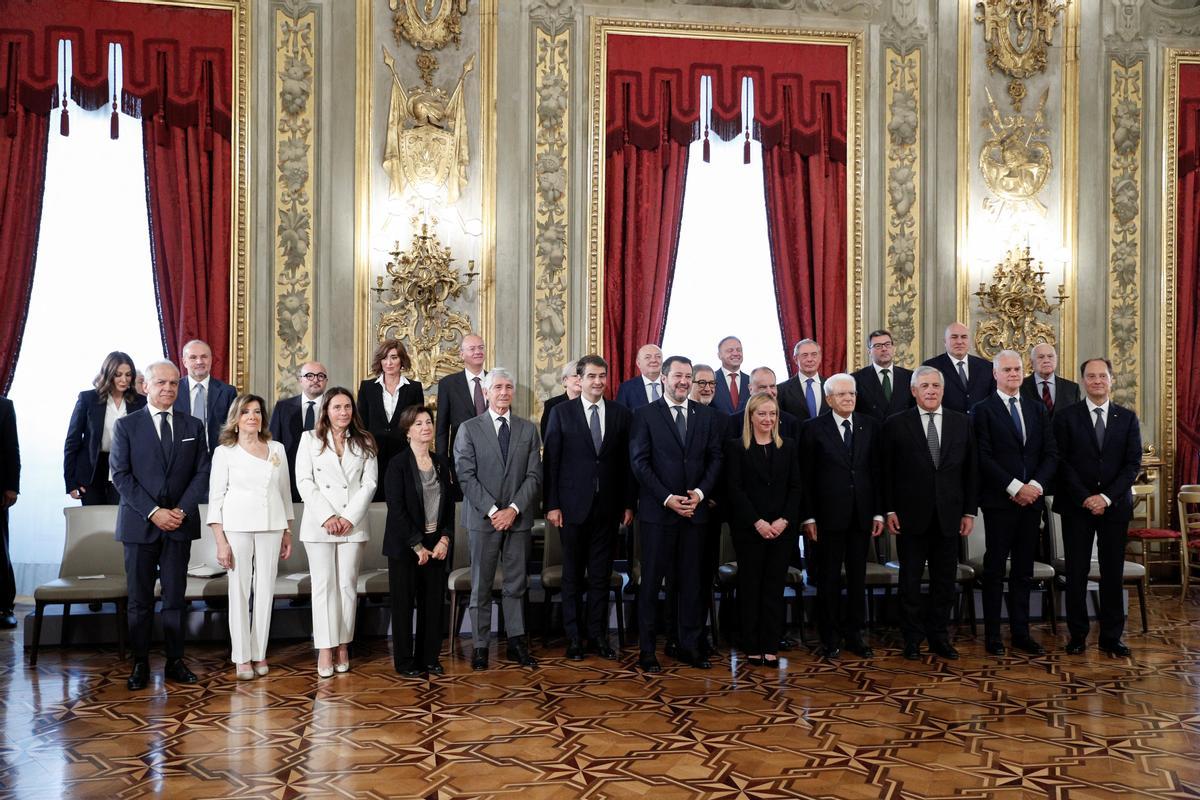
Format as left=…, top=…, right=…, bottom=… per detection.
left=416, top=537, right=450, bottom=565
left=323, top=515, right=353, bottom=536
left=150, top=507, right=186, bottom=531
left=1082, top=494, right=1108, bottom=515
left=490, top=506, right=518, bottom=531
left=757, top=518, right=788, bottom=540
left=666, top=490, right=703, bottom=518
left=1011, top=482, right=1043, bottom=507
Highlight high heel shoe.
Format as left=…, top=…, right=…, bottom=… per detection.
left=334, top=661, right=350, bottom=674
left=253, top=662, right=269, bottom=677
left=317, top=664, right=334, bottom=678
left=236, top=663, right=255, bottom=681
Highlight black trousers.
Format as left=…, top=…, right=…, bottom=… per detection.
left=733, top=528, right=794, bottom=655
left=639, top=519, right=703, bottom=656
left=0, top=507, right=14, bottom=612
left=1062, top=511, right=1128, bottom=643
left=388, top=552, right=446, bottom=669
left=560, top=505, right=617, bottom=642
left=896, top=523, right=958, bottom=646
left=980, top=503, right=1043, bottom=640
left=814, top=525, right=870, bottom=646
left=80, top=453, right=120, bottom=506
left=123, top=537, right=191, bottom=658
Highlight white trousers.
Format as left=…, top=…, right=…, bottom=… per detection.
left=305, top=540, right=364, bottom=650
left=226, top=530, right=283, bottom=664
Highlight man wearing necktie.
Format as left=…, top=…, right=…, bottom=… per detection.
left=614, top=344, right=665, bottom=410
left=269, top=361, right=328, bottom=502
left=174, top=339, right=237, bottom=452
left=922, top=322, right=996, bottom=414
left=1020, top=343, right=1081, bottom=419
left=453, top=368, right=542, bottom=670
left=851, top=329, right=916, bottom=421
left=629, top=355, right=724, bottom=672
left=711, top=336, right=750, bottom=415
left=970, top=350, right=1058, bottom=657
left=777, top=339, right=828, bottom=422
left=435, top=334, right=489, bottom=464
left=543, top=355, right=636, bottom=661
left=1052, top=358, right=1142, bottom=657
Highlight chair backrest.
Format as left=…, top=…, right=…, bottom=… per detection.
left=1045, top=496, right=1064, bottom=562
left=192, top=503, right=219, bottom=567
left=278, top=502, right=309, bottom=574
left=1130, top=482, right=1157, bottom=529
left=964, top=507, right=986, bottom=561
left=1179, top=487, right=1200, bottom=544
left=60, top=505, right=124, bottom=577
left=363, top=502, right=389, bottom=571
left=543, top=521, right=562, bottom=570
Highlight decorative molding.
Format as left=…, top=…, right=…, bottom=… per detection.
left=883, top=46, right=921, bottom=366
left=530, top=0, right=574, bottom=33
left=273, top=0, right=316, bottom=401
left=882, top=0, right=927, bottom=49
left=390, top=0, right=469, bottom=51
left=1107, top=58, right=1143, bottom=412
left=667, top=0, right=881, bottom=12
left=1148, top=0, right=1200, bottom=37
left=1108, top=0, right=1144, bottom=44
left=532, top=26, right=571, bottom=416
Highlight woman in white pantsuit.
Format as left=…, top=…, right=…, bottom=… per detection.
left=207, top=394, right=295, bottom=681
left=295, top=386, right=379, bottom=677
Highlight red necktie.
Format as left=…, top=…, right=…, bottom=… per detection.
left=1041, top=380, right=1053, bottom=412
left=729, top=373, right=740, bottom=409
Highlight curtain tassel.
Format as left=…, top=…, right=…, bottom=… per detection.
left=703, top=135, right=710, bottom=163
left=109, top=45, right=119, bottom=140
left=743, top=135, right=750, bottom=164
left=110, top=107, right=119, bottom=139
left=59, top=103, right=69, bottom=136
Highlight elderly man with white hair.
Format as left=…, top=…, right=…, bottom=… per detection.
left=453, top=368, right=543, bottom=670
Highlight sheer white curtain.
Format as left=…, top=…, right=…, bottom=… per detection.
left=661, top=77, right=787, bottom=379
left=8, top=98, right=163, bottom=595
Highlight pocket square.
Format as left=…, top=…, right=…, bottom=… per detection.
left=182, top=437, right=196, bottom=443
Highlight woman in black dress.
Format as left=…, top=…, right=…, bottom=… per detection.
left=357, top=339, right=424, bottom=500
left=64, top=351, right=146, bottom=505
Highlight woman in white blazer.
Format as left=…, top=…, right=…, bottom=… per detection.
left=207, top=393, right=295, bottom=681
left=295, top=386, right=379, bottom=677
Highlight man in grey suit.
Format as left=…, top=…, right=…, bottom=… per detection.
left=453, top=368, right=543, bottom=670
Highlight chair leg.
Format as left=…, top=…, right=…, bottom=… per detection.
left=542, top=590, right=553, bottom=646
left=969, top=583, right=978, bottom=636
left=448, top=592, right=459, bottom=653
left=1136, top=581, right=1149, bottom=633
left=61, top=602, right=72, bottom=647
left=709, top=588, right=720, bottom=647
left=1046, top=580, right=1058, bottom=635
left=29, top=601, right=46, bottom=666
left=614, top=588, right=626, bottom=649
left=115, top=598, right=127, bottom=660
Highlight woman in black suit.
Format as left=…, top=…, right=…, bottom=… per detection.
left=723, top=392, right=803, bottom=666
left=384, top=405, right=455, bottom=677
left=63, top=351, right=146, bottom=505
left=358, top=338, right=424, bottom=501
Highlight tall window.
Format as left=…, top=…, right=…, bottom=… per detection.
left=8, top=84, right=164, bottom=592
left=661, top=77, right=788, bottom=379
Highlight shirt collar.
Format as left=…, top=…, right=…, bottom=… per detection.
left=873, top=363, right=893, bottom=376
left=996, top=388, right=1020, bottom=402
left=191, top=376, right=210, bottom=391
left=665, top=396, right=688, bottom=410
left=488, top=407, right=510, bottom=423
left=642, top=375, right=660, bottom=387
left=376, top=374, right=410, bottom=390
left=148, top=401, right=173, bottom=415
left=832, top=411, right=852, bottom=427
left=1037, top=373, right=1056, bottom=386
left=585, top=397, right=605, bottom=412
left=921, top=406, right=943, bottom=417
left=1086, top=397, right=1110, bottom=415
left=464, top=367, right=485, bottom=381
left=800, top=372, right=821, bottom=383
left=723, top=367, right=741, bottom=379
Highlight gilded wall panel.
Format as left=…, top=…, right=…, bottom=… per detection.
left=1107, top=58, right=1142, bottom=411
left=884, top=46, right=921, bottom=365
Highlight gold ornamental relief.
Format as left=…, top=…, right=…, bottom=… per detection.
left=973, top=244, right=1068, bottom=367
left=975, top=0, right=1070, bottom=80
left=980, top=87, right=1051, bottom=216
left=391, top=0, right=469, bottom=51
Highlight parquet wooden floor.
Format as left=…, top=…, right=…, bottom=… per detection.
left=2, top=594, right=1199, bottom=799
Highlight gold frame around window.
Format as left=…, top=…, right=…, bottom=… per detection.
left=585, top=18, right=865, bottom=370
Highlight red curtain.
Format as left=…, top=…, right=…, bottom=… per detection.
left=1176, top=64, right=1200, bottom=493
left=602, top=33, right=848, bottom=382
left=0, top=0, right=234, bottom=379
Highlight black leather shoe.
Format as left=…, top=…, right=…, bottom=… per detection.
left=845, top=638, right=873, bottom=658
left=1011, top=637, right=1046, bottom=656
left=126, top=659, right=150, bottom=690
left=0, top=611, right=17, bottom=629
left=817, top=644, right=841, bottom=659
left=471, top=648, right=488, bottom=671
left=401, top=665, right=425, bottom=678
left=985, top=640, right=1007, bottom=656
left=638, top=654, right=662, bottom=673
left=664, top=640, right=680, bottom=659
left=565, top=639, right=585, bottom=661
left=163, top=658, right=198, bottom=684
left=699, top=637, right=716, bottom=658
left=1099, top=640, right=1132, bottom=657
left=902, top=643, right=922, bottom=660
left=425, top=661, right=445, bottom=676
left=1064, top=638, right=1087, bottom=655
left=677, top=649, right=711, bottom=669
left=506, top=636, right=538, bottom=667
left=589, top=640, right=618, bottom=660
left=779, top=637, right=797, bottom=651
left=929, top=641, right=959, bottom=660
left=745, top=655, right=764, bottom=667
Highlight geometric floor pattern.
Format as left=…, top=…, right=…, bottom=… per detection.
left=2, top=594, right=1200, bottom=799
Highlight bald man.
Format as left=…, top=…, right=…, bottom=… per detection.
left=436, top=334, right=489, bottom=461
left=922, top=323, right=995, bottom=413
left=1020, top=343, right=1080, bottom=418
left=615, top=344, right=664, bottom=410
left=269, top=361, right=329, bottom=502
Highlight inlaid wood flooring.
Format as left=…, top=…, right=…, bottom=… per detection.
left=2, top=595, right=1199, bottom=799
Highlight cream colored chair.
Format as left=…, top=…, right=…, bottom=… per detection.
left=1126, top=483, right=1184, bottom=593
left=357, top=502, right=391, bottom=595
left=31, top=506, right=127, bottom=665
left=1178, top=485, right=1200, bottom=599
left=965, top=506, right=1058, bottom=633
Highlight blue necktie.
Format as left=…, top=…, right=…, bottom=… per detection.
left=1008, top=396, right=1024, bottom=443
left=498, top=416, right=510, bottom=463
left=842, top=419, right=853, bottom=456
left=158, top=411, right=174, bottom=463
left=805, top=378, right=817, bottom=418
left=589, top=404, right=602, bottom=452
left=650, top=382, right=661, bottom=402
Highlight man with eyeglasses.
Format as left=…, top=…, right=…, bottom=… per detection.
left=269, top=361, right=328, bottom=502
left=689, top=364, right=717, bottom=406
left=852, top=329, right=915, bottom=422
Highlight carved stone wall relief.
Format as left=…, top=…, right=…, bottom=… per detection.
left=883, top=47, right=921, bottom=365
left=1107, top=58, right=1143, bottom=410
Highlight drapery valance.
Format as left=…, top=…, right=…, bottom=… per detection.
left=604, top=33, right=847, bottom=160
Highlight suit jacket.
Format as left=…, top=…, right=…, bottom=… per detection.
left=63, top=389, right=146, bottom=491
left=777, top=374, right=829, bottom=422
left=174, top=376, right=237, bottom=451
left=922, top=353, right=995, bottom=414
left=540, top=392, right=571, bottom=441
left=357, top=378, right=425, bottom=450
left=722, top=437, right=802, bottom=531
left=614, top=375, right=661, bottom=410
left=110, top=406, right=210, bottom=543
left=711, top=370, right=751, bottom=415
left=435, top=370, right=485, bottom=461
left=724, top=406, right=801, bottom=441
left=851, top=364, right=915, bottom=421
left=0, top=397, right=18, bottom=495
left=294, top=431, right=379, bottom=543
left=882, top=407, right=979, bottom=537
left=383, top=448, right=456, bottom=556
left=267, top=394, right=310, bottom=501
left=206, top=440, right=295, bottom=533
left=453, top=412, right=542, bottom=532
left=799, top=413, right=883, bottom=532
left=1020, top=374, right=1081, bottom=417
left=1052, top=400, right=1142, bottom=522
left=543, top=398, right=636, bottom=525
left=970, top=393, right=1058, bottom=509
left=629, top=399, right=724, bottom=525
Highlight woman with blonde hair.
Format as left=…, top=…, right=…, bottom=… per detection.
left=207, top=394, right=295, bottom=680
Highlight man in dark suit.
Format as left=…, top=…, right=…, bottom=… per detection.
left=435, top=334, right=487, bottom=461
left=689, top=364, right=717, bottom=406
left=1021, top=343, right=1081, bottom=418
left=614, top=344, right=664, bottom=410
left=724, top=368, right=801, bottom=441
left=923, top=322, right=995, bottom=413
left=971, top=350, right=1058, bottom=656
left=852, top=328, right=915, bottom=422
left=174, top=339, right=237, bottom=451
left=883, top=365, right=979, bottom=661
left=1053, top=358, right=1142, bottom=657
left=0, top=396, right=19, bottom=628
left=629, top=355, right=724, bottom=672
left=268, top=360, right=328, bottom=502
left=777, top=338, right=828, bottom=422
left=544, top=355, right=635, bottom=660
left=539, top=359, right=581, bottom=441
left=110, top=361, right=211, bottom=690
left=711, top=336, right=750, bottom=415
left=800, top=373, right=884, bottom=658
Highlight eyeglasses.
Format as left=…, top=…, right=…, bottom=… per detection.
left=300, top=372, right=328, bottom=381
left=693, top=380, right=716, bottom=387
left=869, top=341, right=894, bottom=349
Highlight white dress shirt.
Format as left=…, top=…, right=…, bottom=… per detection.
left=148, top=401, right=174, bottom=440
left=1086, top=397, right=1114, bottom=506
left=642, top=375, right=663, bottom=404
left=376, top=374, right=411, bottom=421
left=100, top=395, right=129, bottom=480
left=996, top=389, right=1043, bottom=497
